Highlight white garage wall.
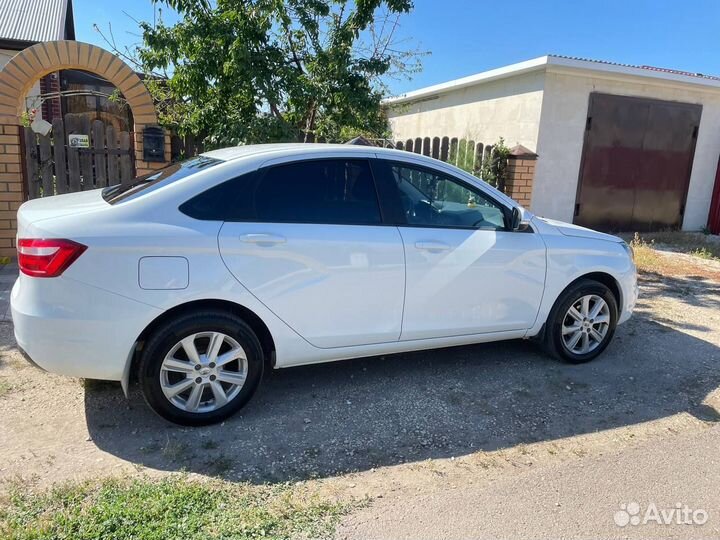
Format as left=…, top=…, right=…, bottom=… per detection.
left=532, top=68, right=720, bottom=230
left=386, top=70, right=545, bottom=151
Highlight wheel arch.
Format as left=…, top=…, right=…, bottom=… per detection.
left=533, top=270, right=623, bottom=343
left=550, top=271, right=623, bottom=323
left=122, top=299, right=276, bottom=396
left=575, top=271, right=622, bottom=313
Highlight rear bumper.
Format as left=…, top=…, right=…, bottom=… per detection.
left=11, top=275, right=162, bottom=381
left=16, top=342, right=46, bottom=371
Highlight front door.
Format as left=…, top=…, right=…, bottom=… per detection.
left=575, top=93, right=702, bottom=231
left=218, top=158, right=405, bottom=348
left=372, top=159, right=546, bottom=340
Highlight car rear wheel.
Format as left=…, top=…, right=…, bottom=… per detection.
left=138, top=311, right=264, bottom=425
left=544, top=279, right=618, bottom=364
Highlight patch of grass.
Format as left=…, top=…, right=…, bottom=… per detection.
left=691, top=247, right=716, bottom=260
left=162, top=439, right=191, bottom=462
left=201, top=439, right=219, bottom=450
left=0, top=378, right=13, bottom=398
left=627, top=231, right=720, bottom=261
left=627, top=232, right=720, bottom=281
left=206, top=454, right=234, bottom=475
left=139, top=441, right=162, bottom=455
left=629, top=233, right=663, bottom=273
left=0, top=477, right=347, bottom=540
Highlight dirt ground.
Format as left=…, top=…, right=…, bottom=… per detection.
left=2, top=249, right=720, bottom=535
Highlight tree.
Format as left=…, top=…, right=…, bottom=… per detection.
left=133, top=0, right=421, bottom=147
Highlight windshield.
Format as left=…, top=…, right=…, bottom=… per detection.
left=102, top=156, right=222, bottom=205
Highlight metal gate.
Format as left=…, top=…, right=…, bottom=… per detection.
left=575, top=93, right=702, bottom=231
left=708, top=156, right=720, bottom=234
left=22, top=114, right=135, bottom=199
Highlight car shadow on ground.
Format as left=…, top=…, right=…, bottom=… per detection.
left=85, top=301, right=720, bottom=483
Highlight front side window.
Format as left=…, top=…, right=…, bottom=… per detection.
left=253, top=159, right=382, bottom=225
left=389, top=164, right=507, bottom=230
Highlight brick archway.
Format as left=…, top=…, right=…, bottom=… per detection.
left=0, top=41, right=169, bottom=257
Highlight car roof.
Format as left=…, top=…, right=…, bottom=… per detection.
left=201, top=143, right=413, bottom=162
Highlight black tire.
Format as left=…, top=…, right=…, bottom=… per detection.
left=544, top=279, right=618, bottom=364
left=138, top=310, right=264, bottom=426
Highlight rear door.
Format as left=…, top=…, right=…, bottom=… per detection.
left=371, top=158, right=546, bottom=340
left=218, top=157, right=405, bottom=348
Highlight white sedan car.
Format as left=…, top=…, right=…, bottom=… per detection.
left=12, top=144, right=637, bottom=425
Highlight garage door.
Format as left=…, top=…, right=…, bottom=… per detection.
left=574, top=93, right=702, bottom=231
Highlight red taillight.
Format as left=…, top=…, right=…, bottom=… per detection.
left=17, top=239, right=87, bottom=278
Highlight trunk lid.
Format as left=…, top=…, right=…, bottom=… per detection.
left=17, top=189, right=108, bottom=237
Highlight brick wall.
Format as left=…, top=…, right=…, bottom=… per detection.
left=39, top=72, right=61, bottom=121
left=0, top=124, right=23, bottom=258
left=505, top=145, right=537, bottom=208
left=134, top=130, right=172, bottom=176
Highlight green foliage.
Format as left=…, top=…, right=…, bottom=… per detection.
left=106, top=89, right=126, bottom=108
left=452, top=138, right=478, bottom=174
left=19, top=110, right=35, bottom=128
left=0, top=378, right=13, bottom=398
left=626, top=231, right=720, bottom=273
left=480, top=137, right=510, bottom=191
left=691, top=246, right=718, bottom=260
left=0, top=477, right=347, bottom=540
left=137, top=0, right=418, bottom=147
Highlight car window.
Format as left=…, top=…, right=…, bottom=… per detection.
left=179, top=170, right=256, bottom=221
left=103, top=156, right=222, bottom=205
left=388, top=164, right=507, bottom=230
left=180, top=158, right=383, bottom=225
left=254, top=159, right=381, bottom=225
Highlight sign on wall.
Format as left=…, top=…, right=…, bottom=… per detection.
left=68, top=134, right=90, bottom=148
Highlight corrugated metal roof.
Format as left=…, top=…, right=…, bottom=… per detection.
left=0, top=0, right=69, bottom=43
left=548, top=55, right=720, bottom=82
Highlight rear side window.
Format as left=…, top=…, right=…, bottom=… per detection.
left=256, top=160, right=381, bottom=224
left=180, top=171, right=257, bottom=220
left=103, top=156, right=221, bottom=205
left=181, top=159, right=383, bottom=225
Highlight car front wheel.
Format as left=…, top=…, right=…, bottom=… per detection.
left=545, top=279, right=618, bottom=364
left=138, top=310, right=264, bottom=425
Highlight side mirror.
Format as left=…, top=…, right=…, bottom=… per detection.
left=510, top=207, right=522, bottom=231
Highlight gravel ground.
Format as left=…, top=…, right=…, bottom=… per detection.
left=2, top=251, right=720, bottom=538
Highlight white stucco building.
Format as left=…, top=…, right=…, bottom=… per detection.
left=386, top=56, right=720, bottom=232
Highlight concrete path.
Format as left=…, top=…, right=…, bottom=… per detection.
left=336, top=423, right=720, bottom=539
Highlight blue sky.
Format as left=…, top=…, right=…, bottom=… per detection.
left=73, top=0, right=720, bottom=95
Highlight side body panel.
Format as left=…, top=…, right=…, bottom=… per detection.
left=526, top=217, right=638, bottom=338
left=218, top=222, right=405, bottom=348
left=398, top=228, right=546, bottom=339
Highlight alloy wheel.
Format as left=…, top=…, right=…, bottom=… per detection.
left=561, top=294, right=611, bottom=355
left=159, top=331, right=248, bottom=413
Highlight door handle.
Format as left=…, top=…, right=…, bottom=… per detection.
left=415, top=241, right=451, bottom=252
left=240, top=233, right=286, bottom=245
